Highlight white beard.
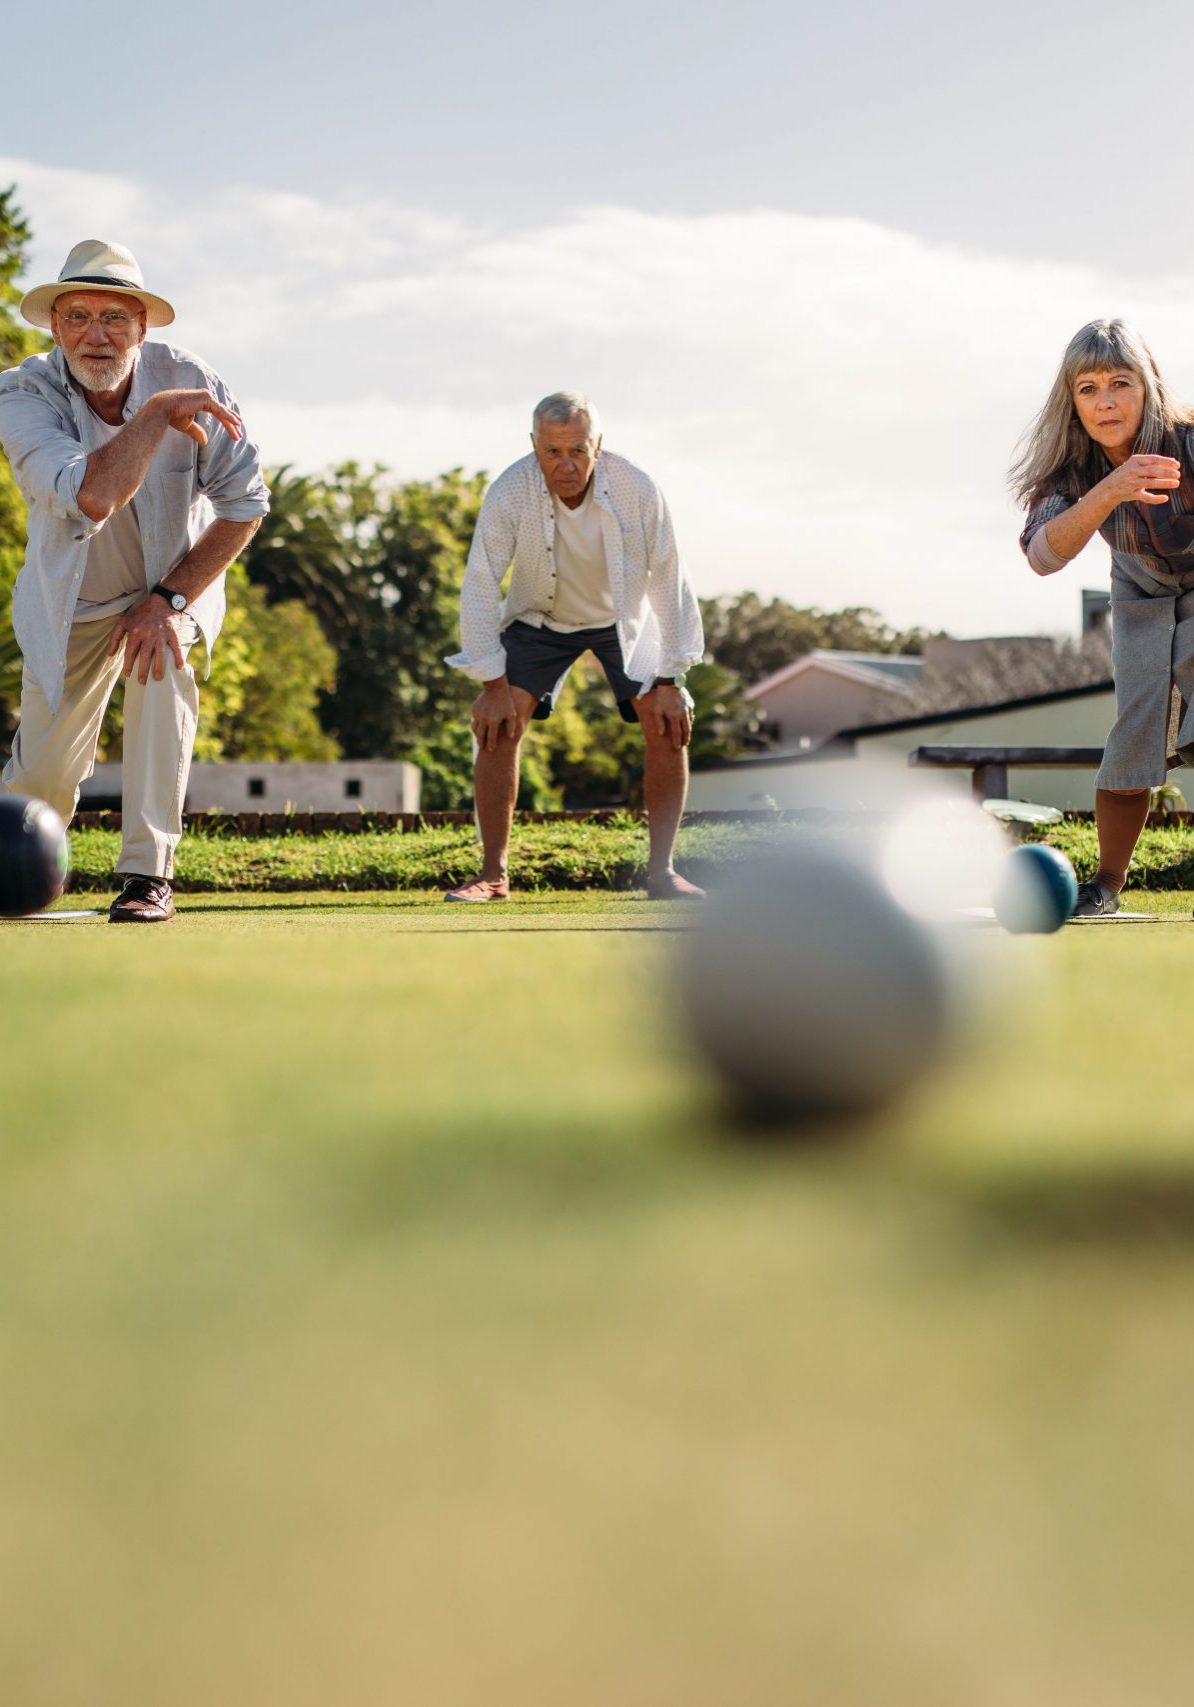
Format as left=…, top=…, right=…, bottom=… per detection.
left=65, top=345, right=138, bottom=395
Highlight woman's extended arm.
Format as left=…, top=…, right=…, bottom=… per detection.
left=1042, top=453, right=1181, bottom=564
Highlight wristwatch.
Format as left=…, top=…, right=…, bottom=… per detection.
left=654, top=675, right=685, bottom=688
left=152, top=584, right=188, bottom=613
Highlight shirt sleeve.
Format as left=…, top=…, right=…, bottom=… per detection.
left=445, top=482, right=517, bottom=681
left=196, top=372, right=270, bottom=522
left=1020, top=493, right=1073, bottom=576
left=0, top=376, right=100, bottom=542
left=642, top=479, right=704, bottom=677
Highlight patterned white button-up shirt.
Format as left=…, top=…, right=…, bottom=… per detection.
left=446, top=450, right=704, bottom=688
left=0, top=342, right=269, bottom=714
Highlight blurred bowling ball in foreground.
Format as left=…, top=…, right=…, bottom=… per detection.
left=0, top=795, right=70, bottom=917
left=681, top=844, right=955, bottom=1126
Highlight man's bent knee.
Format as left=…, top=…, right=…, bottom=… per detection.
left=637, top=715, right=690, bottom=758
left=1, top=763, right=78, bottom=823
left=3, top=735, right=83, bottom=823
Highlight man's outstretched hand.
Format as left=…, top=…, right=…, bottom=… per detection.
left=151, top=388, right=244, bottom=446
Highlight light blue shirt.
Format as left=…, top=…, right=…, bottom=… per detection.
left=0, top=341, right=269, bottom=713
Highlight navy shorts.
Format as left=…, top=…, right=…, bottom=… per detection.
left=502, top=620, right=644, bottom=723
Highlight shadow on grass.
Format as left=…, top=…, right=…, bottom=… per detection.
left=688, top=1093, right=1194, bottom=1248
left=946, top=1169, right=1194, bottom=1246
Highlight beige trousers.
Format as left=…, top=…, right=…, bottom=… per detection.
left=1, top=613, right=200, bottom=879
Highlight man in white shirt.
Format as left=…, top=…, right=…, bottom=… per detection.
left=445, top=392, right=705, bottom=901
left=0, top=239, right=268, bottom=922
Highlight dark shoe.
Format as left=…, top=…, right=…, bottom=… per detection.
left=109, top=875, right=175, bottom=924
left=1073, top=880, right=1119, bottom=919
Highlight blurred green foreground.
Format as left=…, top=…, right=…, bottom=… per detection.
left=2, top=893, right=1194, bottom=1706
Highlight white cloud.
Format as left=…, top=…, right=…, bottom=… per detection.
left=7, top=154, right=1194, bottom=637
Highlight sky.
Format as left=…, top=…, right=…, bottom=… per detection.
left=6, top=0, right=1194, bottom=639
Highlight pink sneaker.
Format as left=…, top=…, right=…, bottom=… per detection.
left=444, top=876, right=511, bottom=903
left=646, top=870, right=706, bottom=901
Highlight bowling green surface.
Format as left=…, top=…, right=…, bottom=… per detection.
left=3, top=889, right=1194, bottom=1706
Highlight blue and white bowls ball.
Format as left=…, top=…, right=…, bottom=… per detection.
left=992, top=843, right=1079, bottom=934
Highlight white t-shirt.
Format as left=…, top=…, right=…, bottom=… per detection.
left=544, top=485, right=616, bottom=631
left=73, top=416, right=147, bottom=624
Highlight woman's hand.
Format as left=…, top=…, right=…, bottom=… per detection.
left=1039, top=453, right=1184, bottom=566
left=1099, top=453, right=1182, bottom=508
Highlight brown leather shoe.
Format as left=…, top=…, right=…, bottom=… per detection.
left=109, top=875, right=175, bottom=924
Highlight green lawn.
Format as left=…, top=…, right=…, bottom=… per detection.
left=3, top=894, right=1194, bottom=1705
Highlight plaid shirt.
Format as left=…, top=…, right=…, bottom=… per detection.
left=447, top=450, right=704, bottom=688
left=1021, top=424, right=1194, bottom=592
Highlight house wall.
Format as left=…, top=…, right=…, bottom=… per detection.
left=751, top=668, right=908, bottom=746
left=688, top=688, right=1157, bottom=813
left=688, top=750, right=926, bottom=811
left=855, top=692, right=1121, bottom=810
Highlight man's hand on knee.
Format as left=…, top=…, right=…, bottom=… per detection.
left=472, top=677, right=523, bottom=752
left=110, top=599, right=187, bottom=684
left=639, top=684, right=693, bottom=751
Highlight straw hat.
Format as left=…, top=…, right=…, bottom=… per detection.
left=20, top=238, right=175, bottom=330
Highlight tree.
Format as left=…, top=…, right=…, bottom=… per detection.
left=195, top=565, right=340, bottom=761
left=328, top=468, right=487, bottom=759
left=241, top=463, right=373, bottom=641
left=243, top=464, right=487, bottom=763
left=0, top=187, right=46, bottom=371
left=0, top=187, right=51, bottom=742
left=699, top=591, right=928, bottom=686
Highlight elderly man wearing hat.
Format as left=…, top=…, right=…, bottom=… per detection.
left=0, top=239, right=269, bottom=921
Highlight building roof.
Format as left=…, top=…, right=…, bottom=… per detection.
left=746, top=649, right=924, bottom=702
left=839, top=676, right=1114, bottom=740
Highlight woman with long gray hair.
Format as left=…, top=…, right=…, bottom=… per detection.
left=1012, top=318, right=1194, bottom=915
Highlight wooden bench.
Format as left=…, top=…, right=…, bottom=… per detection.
left=908, top=745, right=1105, bottom=801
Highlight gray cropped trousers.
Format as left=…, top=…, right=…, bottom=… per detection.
left=1100, top=569, right=1194, bottom=790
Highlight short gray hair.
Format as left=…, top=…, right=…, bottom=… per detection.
left=531, top=391, right=601, bottom=443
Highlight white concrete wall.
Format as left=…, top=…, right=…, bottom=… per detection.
left=686, top=752, right=963, bottom=810
left=80, top=760, right=421, bottom=813
left=687, top=688, right=1173, bottom=813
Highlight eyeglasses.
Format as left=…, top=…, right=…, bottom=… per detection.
left=55, top=307, right=140, bottom=332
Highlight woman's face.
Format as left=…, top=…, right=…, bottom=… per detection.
left=1071, top=367, right=1147, bottom=463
